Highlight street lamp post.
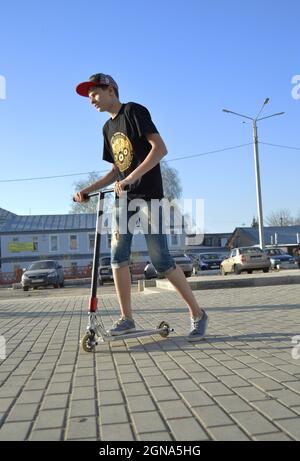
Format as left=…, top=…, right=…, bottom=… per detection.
left=223, top=100, right=284, bottom=250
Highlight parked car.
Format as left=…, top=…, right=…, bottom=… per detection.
left=195, top=253, right=225, bottom=272
left=98, top=256, right=113, bottom=285
left=171, top=252, right=193, bottom=277
left=21, top=260, right=64, bottom=291
left=144, top=252, right=193, bottom=279
left=221, top=247, right=270, bottom=275
left=265, top=248, right=295, bottom=270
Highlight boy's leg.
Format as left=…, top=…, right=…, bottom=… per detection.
left=143, top=201, right=208, bottom=340
left=109, top=199, right=136, bottom=334
left=112, top=265, right=133, bottom=320
left=165, top=265, right=204, bottom=319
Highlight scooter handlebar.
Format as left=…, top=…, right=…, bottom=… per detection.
left=72, top=185, right=130, bottom=202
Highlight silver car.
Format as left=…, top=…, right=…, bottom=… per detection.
left=22, top=260, right=64, bottom=291
left=98, top=256, right=113, bottom=285
left=144, top=252, right=193, bottom=279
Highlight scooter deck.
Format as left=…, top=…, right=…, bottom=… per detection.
left=100, top=327, right=174, bottom=342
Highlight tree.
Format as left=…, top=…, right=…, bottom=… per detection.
left=251, top=216, right=259, bottom=228
left=70, top=163, right=183, bottom=213
left=266, top=209, right=295, bottom=226
left=70, top=172, right=113, bottom=214
left=160, top=161, right=182, bottom=201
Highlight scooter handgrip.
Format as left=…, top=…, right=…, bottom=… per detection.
left=72, top=193, right=89, bottom=202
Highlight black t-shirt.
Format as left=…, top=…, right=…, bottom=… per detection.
left=102, top=102, right=164, bottom=200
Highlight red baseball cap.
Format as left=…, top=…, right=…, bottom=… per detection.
left=76, top=73, right=119, bottom=97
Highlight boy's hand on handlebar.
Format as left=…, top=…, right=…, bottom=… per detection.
left=114, top=178, right=133, bottom=197
left=73, top=191, right=89, bottom=203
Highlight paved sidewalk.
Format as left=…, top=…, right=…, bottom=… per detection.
left=0, top=284, right=300, bottom=441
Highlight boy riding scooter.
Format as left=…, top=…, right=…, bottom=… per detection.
left=74, top=73, right=208, bottom=342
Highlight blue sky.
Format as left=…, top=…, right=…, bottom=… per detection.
left=0, top=0, right=299, bottom=233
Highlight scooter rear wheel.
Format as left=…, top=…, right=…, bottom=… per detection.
left=157, top=321, right=170, bottom=338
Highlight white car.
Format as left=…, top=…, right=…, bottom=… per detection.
left=221, top=247, right=270, bottom=275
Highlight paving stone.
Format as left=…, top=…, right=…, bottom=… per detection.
left=131, top=411, right=167, bottom=434
left=6, top=403, right=38, bottom=422
left=253, top=432, right=292, bottom=441
left=72, top=386, right=95, bottom=400
left=270, top=389, right=300, bottom=406
left=138, top=431, right=172, bottom=441
left=69, top=399, right=96, bottom=418
left=0, top=421, right=31, bottom=441
left=66, top=416, right=97, bottom=440
left=231, top=411, right=279, bottom=436
left=101, top=423, right=135, bottom=441
left=248, top=377, right=284, bottom=392
left=167, top=418, right=209, bottom=441
left=123, top=383, right=149, bottom=397
left=220, top=375, right=250, bottom=388
left=251, top=400, right=297, bottom=420
left=47, top=382, right=71, bottom=395
left=234, top=386, right=269, bottom=402
left=34, top=409, right=65, bottom=429
left=127, top=395, right=156, bottom=413
left=180, top=390, right=215, bottom=407
left=158, top=400, right=192, bottom=419
left=42, top=394, right=69, bottom=410
left=98, top=390, right=124, bottom=406
left=0, top=398, right=14, bottom=413
left=200, top=382, right=233, bottom=397
left=17, top=390, right=44, bottom=404
left=209, top=425, right=250, bottom=441
left=193, top=405, right=233, bottom=428
left=214, top=395, right=254, bottom=413
left=99, top=405, right=128, bottom=425
left=30, top=429, right=63, bottom=441
left=275, top=418, right=300, bottom=440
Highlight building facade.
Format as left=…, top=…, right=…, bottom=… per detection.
left=0, top=207, right=184, bottom=274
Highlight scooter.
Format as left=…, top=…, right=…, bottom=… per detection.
left=75, top=189, right=173, bottom=352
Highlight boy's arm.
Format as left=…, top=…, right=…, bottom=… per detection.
left=115, top=133, right=167, bottom=195
left=74, top=164, right=119, bottom=202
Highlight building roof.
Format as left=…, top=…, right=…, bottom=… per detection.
left=230, top=226, right=300, bottom=246
left=0, top=212, right=97, bottom=233
left=0, top=207, right=17, bottom=229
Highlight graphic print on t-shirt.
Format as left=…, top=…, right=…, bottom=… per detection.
left=111, top=132, right=133, bottom=173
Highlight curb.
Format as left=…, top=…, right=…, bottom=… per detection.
left=144, top=270, right=300, bottom=291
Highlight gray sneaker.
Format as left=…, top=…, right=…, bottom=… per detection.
left=108, top=317, right=136, bottom=336
left=187, top=311, right=209, bottom=342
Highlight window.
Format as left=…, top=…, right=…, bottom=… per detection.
left=88, top=234, right=95, bottom=251
left=50, top=235, right=58, bottom=252
left=203, top=237, right=212, bottom=247
left=107, top=234, right=112, bottom=249
left=171, top=230, right=178, bottom=246
left=70, top=235, right=78, bottom=250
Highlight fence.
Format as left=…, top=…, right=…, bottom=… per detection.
left=0, top=262, right=147, bottom=286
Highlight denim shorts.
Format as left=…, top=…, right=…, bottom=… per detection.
left=110, top=198, right=176, bottom=275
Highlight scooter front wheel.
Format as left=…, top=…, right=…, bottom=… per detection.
left=80, top=332, right=96, bottom=353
